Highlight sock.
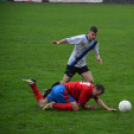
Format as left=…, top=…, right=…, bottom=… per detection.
left=30, top=84, right=43, bottom=101
left=51, top=81, right=60, bottom=88
left=52, top=103, right=73, bottom=111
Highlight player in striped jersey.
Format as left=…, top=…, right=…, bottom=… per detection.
left=43, top=26, right=102, bottom=98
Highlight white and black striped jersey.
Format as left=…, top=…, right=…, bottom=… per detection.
left=65, top=34, right=99, bottom=68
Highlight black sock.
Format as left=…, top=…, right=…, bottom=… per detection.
left=43, top=82, right=60, bottom=98
left=51, top=81, right=60, bottom=88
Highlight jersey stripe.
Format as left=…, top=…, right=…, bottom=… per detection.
left=64, top=89, right=70, bottom=103
left=70, top=39, right=97, bottom=66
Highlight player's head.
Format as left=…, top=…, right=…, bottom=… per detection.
left=92, top=84, right=105, bottom=96
left=89, top=26, right=98, bottom=33
left=88, top=26, right=98, bottom=41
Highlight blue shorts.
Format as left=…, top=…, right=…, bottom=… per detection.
left=47, top=84, right=75, bottom=103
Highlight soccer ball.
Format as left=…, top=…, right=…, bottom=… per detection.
left=119, top=100, right=132, bottom=113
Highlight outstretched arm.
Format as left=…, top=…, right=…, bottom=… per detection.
left=51, top=39, right=66, bottom=45
left=95, top=98, right=116, bottom=111
left=77, top=103, right=96, bottom=110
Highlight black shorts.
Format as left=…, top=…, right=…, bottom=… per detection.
left=65, top=65, right=90, bottom=77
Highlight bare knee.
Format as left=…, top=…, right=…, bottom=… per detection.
left=81, top=71, right=94, bottom=84
left=72, top=105, right=79, bottom=111
left=37, top=98, right=48, bottom=108
left=38, top=103, right=44, bottom=108
left=87, top=79, right=94, bottom=84
left=85, top=77, right=94, bottom=84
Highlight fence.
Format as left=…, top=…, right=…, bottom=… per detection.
left=103, top=0, right=134, bottom=4
left=0, top=0, right=134, bottom=4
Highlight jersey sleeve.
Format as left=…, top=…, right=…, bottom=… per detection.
left=93, top=96, right=99, bottom=100
left=94, top=43, right=99, bottom=56
left=65, top=36, right=82, bottom=45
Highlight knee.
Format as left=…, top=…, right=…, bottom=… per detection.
left=86, top=78, right=94, bottom=84
left=73, top=105, right=79, bottom=111
left=89, top=79, right=94, bottom=84
left=37, top=98, right=47, bottom=108
left=38, top=102, right=44, bottom=108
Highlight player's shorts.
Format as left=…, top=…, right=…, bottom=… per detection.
left=47, top=84, right=75, bottom=103
left=65, top=65, right=90, bottom=77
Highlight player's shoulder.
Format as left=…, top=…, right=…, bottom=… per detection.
left=78, top=81, right=93, bottom=87
left=71, top=34, right=85, bottom=39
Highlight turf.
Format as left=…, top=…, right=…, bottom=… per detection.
left=0, top=2, right=134, bottom=134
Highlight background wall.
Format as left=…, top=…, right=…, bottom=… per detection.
left=0, top=0, right=134, bottom=3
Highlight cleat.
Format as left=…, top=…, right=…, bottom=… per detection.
left=21, top=78, right=36, bottom=85
left=42, top=88, right=52, bottom=98
left=43, top=102, right=54, bottom=110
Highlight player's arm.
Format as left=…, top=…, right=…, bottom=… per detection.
left=95, top=54, right=102, bottom=64
left=83, top=105, right=96, bottom=110
left=77, top=102, right=96, bottom=110
left=94, top=44, right=102, bottom=64
left=51, top=39, right=66, bottom=45
left=95, top=98, right=116, bottom=111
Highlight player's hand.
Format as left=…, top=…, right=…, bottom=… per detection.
left=97, top=58, right=102, bottom=64
left=107, top=108, right=116, bottom=111
left=51, top=41, right=59, bottom=45
left=87, top=105, right=96, bottom=110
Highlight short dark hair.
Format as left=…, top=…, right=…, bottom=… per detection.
left=95, top=84, right=105, bottom=94
left=89, top=26, right=98, bottom=33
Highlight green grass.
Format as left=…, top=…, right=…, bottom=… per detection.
left=0, top=2, right=134, bottom=134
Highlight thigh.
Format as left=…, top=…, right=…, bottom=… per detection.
left=47, top=90, right=56, bottom=102
left=61, top=65, right=76, bottom=84
left=77, top=65, right=89, bottom=74
left=81, top=71, right=94, bottom=83
left=52, top=85, right=75, bottom=103
left=64, top=65, right=76, bottom=77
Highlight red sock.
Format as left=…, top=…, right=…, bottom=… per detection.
left=30, top=84, right=43, bottom=101
left=52, top=103, right=73, bottom=111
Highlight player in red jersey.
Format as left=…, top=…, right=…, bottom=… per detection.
left=22, top=78, right=116, bottom=112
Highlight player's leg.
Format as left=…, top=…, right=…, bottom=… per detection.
left=42, top=65, right=75, bottom=98
left=43, top=85, right=79, bottom=111
left=38, top=98, right=50, bottom=108
left=60, top=74, right=72, bottom=84
left=78, top=66, right=94, bottom=83
left=81, top=71, right=94, bottom=83
left=60, top=65, right=76, bottom=84
left=21, top=78, right=49, bottom=108
left=48, top=101, right=79, bottom=111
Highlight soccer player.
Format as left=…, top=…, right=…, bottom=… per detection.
left=43, top=26, right=102, bottom=98
left=22, top=78, right=116, bottom=112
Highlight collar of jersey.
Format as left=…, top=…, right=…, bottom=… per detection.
left=85, top=34, right=90, bottom=44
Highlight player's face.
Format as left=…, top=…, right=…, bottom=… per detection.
left=88, top=31, right=97, bottom=41
left=92, top=88, right=102, bottom=96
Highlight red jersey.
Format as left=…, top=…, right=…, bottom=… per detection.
left=64, top=81, right=98, bottom=106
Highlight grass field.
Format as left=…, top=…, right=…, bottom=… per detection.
left=0, top=2, right=134, bottom=134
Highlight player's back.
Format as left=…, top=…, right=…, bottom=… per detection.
left=64, top=81, right=93, bottom=102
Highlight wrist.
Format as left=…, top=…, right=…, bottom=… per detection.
left=57, top=41, right=60, bottom=44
